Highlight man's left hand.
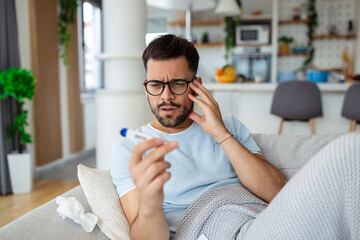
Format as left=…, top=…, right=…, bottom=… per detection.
left=188, top=79, right=230, bottom=143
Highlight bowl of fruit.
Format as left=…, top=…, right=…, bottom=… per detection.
left=215, top=65, right=237, bottom=83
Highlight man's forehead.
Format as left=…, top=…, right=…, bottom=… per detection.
left=147, top=57, right=192, bottom=77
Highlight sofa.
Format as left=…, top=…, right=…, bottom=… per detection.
left=0, top=133, right=348, bottom=239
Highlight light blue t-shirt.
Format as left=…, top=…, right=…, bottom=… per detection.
left=111, top=115, right=261, bottom=233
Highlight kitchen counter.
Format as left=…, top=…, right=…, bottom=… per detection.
left=199, top=82, right=355, bottom=135
left=203, top=82, right=350, bottom=92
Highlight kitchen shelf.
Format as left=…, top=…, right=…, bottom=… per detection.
left=168, top=16, right=272, bottom=27
left=168, top=19, right=223, bottom=27
left=311, top=34, right=357, bottom=40
left=235, top=43, right=272, bottom=47
left=278, top=52, right=309, bottom=57
left=318, top=68, right=342, bottom=72
left=194, top=42, right=225, bottom=48
left=240, top=15, right=272, bottom=21
left=278, top=19, right=309, bottom=24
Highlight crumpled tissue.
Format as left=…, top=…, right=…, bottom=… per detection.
left=56, top=196, right=98, bottom=232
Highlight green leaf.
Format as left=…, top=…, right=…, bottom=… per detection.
left=58, top=0, right=77, bottom=66
left=0, top=68, right=36, bottom=146
left=299, top=0, right=318, bottom=70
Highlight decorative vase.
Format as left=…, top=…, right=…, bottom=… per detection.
left=202, top=34, right=209, bottom=43
left=7, top=152, right=34, bottom=194
left=279, top=43, right=290, bottom=55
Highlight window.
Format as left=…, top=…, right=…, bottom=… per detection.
left=146, top=17, right=167, bottom=45
left=78, top=0, right=103, bottom=92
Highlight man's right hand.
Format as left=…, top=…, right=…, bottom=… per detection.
left=128, top=138, right=178, bottom=216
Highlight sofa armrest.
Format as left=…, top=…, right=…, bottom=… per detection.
left=0, top=185, right=108, bottom=240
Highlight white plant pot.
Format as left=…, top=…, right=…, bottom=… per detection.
left=7, top=152, right=34, bottom=194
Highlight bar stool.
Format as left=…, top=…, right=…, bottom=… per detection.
left=271, top=81, right=323, bottom=135
left=341, top=82, right=360, bottom=132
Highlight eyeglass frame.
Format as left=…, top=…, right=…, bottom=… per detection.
left=143, top=77, right=197, bottom=96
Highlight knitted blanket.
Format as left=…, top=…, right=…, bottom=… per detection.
left=175, top=133, right=360, bottom=240
left=174, top=184, right=267, bottom=239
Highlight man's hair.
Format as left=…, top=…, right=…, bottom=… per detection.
left=142, top=34, right=199, bottom=74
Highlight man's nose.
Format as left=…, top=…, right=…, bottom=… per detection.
left=160, top=84, right=175, bottom=101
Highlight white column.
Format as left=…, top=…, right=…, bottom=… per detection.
left=354, top=0, right=360, bottom=73
left=271, top=0, right=278, bottom=83
left=96, top=0, right=153, bottom=170
left=59, top=61, right=70, bottom=160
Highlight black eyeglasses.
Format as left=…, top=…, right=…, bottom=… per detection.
left=143, top=77, right=197, bottom=96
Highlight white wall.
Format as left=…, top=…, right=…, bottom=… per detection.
left=81, top=96, right=97, bottom=150
left=14, top=1, right=96, bottom=170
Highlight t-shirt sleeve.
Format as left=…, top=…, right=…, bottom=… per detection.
left=226, top=115, right=262, bottom=154
left=111, top=139, right=136, bottom=197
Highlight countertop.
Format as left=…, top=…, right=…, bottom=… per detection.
left=203, top=82, right=351, bottom=92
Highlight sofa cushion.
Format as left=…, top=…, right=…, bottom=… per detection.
left=252, top=133, right=343, bottom=180
left=0, top=186, right=108, bottom=240
left=77, top=164, right=131, bottom=240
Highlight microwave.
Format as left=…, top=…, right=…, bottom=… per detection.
left=236, top=24, right=270, bottom=45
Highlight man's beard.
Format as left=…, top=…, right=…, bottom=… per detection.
left=148, top=99, right=193, bottom=127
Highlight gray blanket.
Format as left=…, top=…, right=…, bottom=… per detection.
left=174, top=184, right=267, bottom=239
left=175, top=132, right=360, bottom=240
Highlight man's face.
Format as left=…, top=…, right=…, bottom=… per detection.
left=145, top=56, right=195, bottom=128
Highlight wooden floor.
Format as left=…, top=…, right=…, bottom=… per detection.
left=0, top=179, right=79, bottom=228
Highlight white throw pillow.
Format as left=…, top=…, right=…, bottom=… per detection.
left=77, top=164, right=131, bottom=240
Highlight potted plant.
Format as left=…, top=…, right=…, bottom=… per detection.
left=278, top=36, right=293, bottom=55
left=58, top=0, right=77, bottom=65
left=0, top=68, right=36, bottom=194
left=201, top=31, right=209, bottom=43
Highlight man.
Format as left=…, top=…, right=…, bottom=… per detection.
left=111, top=34, right=286, bottom=240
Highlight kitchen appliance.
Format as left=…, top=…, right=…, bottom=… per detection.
left=232, top=47, right=272, bottom=82
left=236, top=23, right=270, bottom=45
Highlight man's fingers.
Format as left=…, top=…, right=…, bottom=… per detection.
left=145, top=171, right=171, bottom=196
left=188, top=92, right=208, bottom=110
left=190, top=80, right=216, bottom=105
left=129, top=138, right=164, bottom=169
left=143, top=141, right=178, bottom=165
left=132, top=140, right=178, bottom=175
left=136, top=161, right=171, bottom=190
left=188, top=111, right=202, bottom=124
left=189, top=82, right=210, bottom=103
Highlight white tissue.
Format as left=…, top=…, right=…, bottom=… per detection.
left=56, top=196, right=98, bottom=232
